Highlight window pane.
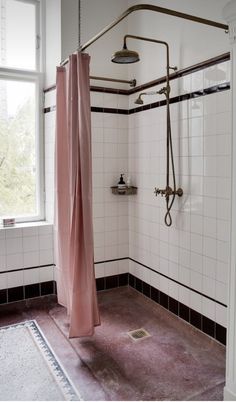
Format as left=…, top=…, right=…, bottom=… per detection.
left=0, top=0, right=36, bottom=70
left=0, top=79, right=37, bottom=218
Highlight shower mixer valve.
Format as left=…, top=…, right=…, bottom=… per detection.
left=154, top=186, right=183, bottom=197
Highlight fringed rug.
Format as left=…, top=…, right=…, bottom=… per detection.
left=0, top=320, right=80, bottom=401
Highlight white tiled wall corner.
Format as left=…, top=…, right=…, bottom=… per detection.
left=42, top=69, right=230, bottom=329
left=128, top=61, right=231, bottom=327
left=91, top=109, right=129, bottom=263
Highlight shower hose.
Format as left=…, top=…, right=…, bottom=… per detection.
left=164, top=99, right=176, bottom=227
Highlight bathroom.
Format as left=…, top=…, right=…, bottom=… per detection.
left=0, top=0, right=236, bottom=400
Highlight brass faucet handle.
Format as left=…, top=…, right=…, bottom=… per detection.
left=154, top=186, right=183, bottom=197
left=154, top=187, right=166, bottom=197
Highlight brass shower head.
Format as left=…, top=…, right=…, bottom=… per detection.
left=134, top=90, right=162, bottom=105
left=134, top=94, right=144, bottom=105
left=111, top=44, right=140, bottom=64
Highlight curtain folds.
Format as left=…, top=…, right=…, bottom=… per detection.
left=54, top=52, right=100, bottom=338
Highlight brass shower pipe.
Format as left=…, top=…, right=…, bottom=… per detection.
left=119, top=35, right=183, bottom=226
left=61, top=3, right=228, bottom=66
left=90, top=76, right=136, bottom=87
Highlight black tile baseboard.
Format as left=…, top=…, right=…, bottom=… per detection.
left=96, top=272, right=226, bottom=346
left=0, top=271, right=226, bottom=345
left=0, top=281, right=56, bottom=305
left=96, top=273, right=128, bottom=291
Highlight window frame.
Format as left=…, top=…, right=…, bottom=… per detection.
left=0, top=0, right=45, bottom=223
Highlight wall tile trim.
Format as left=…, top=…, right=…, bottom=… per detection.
left=95, top=257, right=227, bottom=308
left=44, top=82, right=230, bottom=115
left=43, top=52, right=230, bottom=96
left=0, top=264, right=55, bottom=275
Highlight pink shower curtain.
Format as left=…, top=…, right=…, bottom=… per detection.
left=54, top=52, right=100, bottom=338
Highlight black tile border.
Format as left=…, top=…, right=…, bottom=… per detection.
left=43, top=52, right=230, bottom=96
left=128, top=257, right=227, bottom=308
left=0, top=255, right=226, bottom=344
left=0, top=269, right=226, bottom=345
left=44, top=82, right=230, bottom=115
left=96, top=273, right=128, bottom=291
left=0, top=263, right=55, bottom=275
left=96, top=272, right=226, bottom=346
left=0, top=280, right=56, bottom=305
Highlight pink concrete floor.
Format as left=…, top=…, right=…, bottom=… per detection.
left=0, top=287, right=225, bottom=400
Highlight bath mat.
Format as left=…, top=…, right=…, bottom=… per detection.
left=0, top=320, right=81, bottom=401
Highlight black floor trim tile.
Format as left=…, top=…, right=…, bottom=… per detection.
left=150, top=286, right=160, bottom=304
left=40, top=281, right=54, bottom=296
left=190, top=309, right=202, bottom=330
left=202, top=316, right=216, bottom=338
left=0, top=289, right=7, bottom=304
left=129, top=274, right=136, bottom=288
left=216, top=323, right=227, bottom=345
left=179, top=303, right=190, bottom=322
left=143, top=282, right=151, bottom=298
left=119, top=273, right=128, bottom=287
left=160, top=292, right=169, bottom=309
left=25, top=284, right=40, bottom=299
left=8, top=286, right=24, bottom=303
left=169, top=297, right=179, bottom=315
left=105, top=275, right=119, bottom=289
left=135, top=278, right=143, bottom=293
left=96, top=278, right=105, bottom=291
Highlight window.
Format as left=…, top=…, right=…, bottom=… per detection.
left=0, top=0, right=44, bottom=222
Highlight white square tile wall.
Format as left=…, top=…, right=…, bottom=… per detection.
left=41, top=67, right=230, bottom=327
left=0, top=223, right=54, bottom=291
left=91, top=99, right=129, bottom=278
left=128, top=62, right=230, bottom=327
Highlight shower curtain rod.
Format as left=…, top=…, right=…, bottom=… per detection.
left=60, top=3, right=228, bottom=66
left=90, top=75, right=136, bottom=87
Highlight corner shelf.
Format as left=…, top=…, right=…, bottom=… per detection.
left=111, top=186, right=137, bottom=195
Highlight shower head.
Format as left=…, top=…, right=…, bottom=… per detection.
left=111, top=44, right=140, bottom=64
left=134, top=94, right=144, bottom=105
left=134, top=91, right=161, bottom=105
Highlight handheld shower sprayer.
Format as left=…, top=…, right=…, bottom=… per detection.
left=134, top=87, right=170, bottom=105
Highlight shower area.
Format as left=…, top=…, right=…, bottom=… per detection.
left=43, top=1, right=231, bottom=399
left=1, top=0, right=233, bottom=400
left=50, top=0, right=230, bottom=341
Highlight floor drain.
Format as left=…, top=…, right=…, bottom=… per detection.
left=127, top=328, right=151, bottom=341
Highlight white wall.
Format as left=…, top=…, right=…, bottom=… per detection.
left=61, top=0, right=79, bottom=61
left=79, top=0, right=130, bottom=88
left=127, top=0, right=230, bottom=85
left=44, top=0, right=61, bottom=87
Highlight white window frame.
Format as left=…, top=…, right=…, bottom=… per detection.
left=0, top=0, right=45, bottom=223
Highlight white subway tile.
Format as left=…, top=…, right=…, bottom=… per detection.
left=39, top=265, right=54, bottom=282
left=95, top=263, right=105, bottom=279
left=0, top=273, right=7, bottom=290
left=24, top=268, right=40, bottom=286
left=23, top=251, right=40, bottom=268
left=7, top=270, right=23, bottom=288
left=6, top=253, right=23, bottom=271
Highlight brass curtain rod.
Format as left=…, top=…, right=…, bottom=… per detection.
left=90, top=76, right=136, bottom=87
left=60, top=3, right=228, bottom=66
